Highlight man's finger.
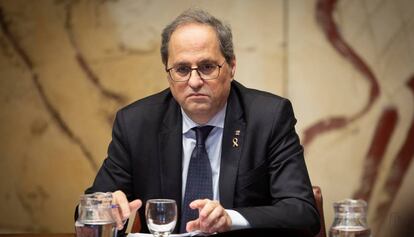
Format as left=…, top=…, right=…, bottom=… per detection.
left=111, top=207, right=124, bottom=230
left=186, top=219, right=200, bottom=233
left=203, top=205, right=223, bottom=226
left=189, top=199, right=208, bottom=210
left=118, top=201, right=131, bottom=220
left=210, top=215, right=227, bottom=233
left=111, top=191, right=141, bottom=230
left=129, top=199, right=142, bottom=212
left=198, top=201, right=218, bottom=220
left=113, top=191, right=130, bottom=227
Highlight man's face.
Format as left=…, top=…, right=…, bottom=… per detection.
left=167, top=23, right=236, bottom=124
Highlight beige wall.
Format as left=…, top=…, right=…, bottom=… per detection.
left=0, top=0, right=413, bottom=236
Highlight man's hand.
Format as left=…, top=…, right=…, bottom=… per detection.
left=186, top=199, right=231, bottom=233
left=112, top=190, right=142, bottom=230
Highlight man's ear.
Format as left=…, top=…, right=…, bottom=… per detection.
left=230, top=57, right=236, bottom=78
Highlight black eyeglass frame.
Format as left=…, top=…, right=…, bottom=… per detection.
left=166, top=61, right=225, bottom=82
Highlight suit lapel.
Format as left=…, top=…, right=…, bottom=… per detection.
left=158, top=99, right=183, bottom=216
left=219, top=87, right=246, bottom=208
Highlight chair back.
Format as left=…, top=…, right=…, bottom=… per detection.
left=313, top=186, right=327, bottom=237
left=131, top=211, right=141, bottom=233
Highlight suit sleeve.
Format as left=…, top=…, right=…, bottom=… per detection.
left=85, top=110, right=134, bottom=199
left=234, top=99, right=321, bottom=235
left=75, top=111, right=134, bottom=236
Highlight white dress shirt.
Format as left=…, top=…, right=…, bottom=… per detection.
left=181, top=104, right=250, bottom=230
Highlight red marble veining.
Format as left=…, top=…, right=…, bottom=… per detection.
left=311, top=3, right=414, bottom=228
left=377, top=76, right=414, bottom=227
left=353, top=107, right=398, bottom=201
left=304, top=0, right=380, bottom=146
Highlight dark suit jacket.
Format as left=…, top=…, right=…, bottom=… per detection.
left=86, top=81, right=320, bottom=235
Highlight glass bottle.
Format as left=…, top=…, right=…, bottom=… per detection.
left=329, top=199, right=371, bottom=237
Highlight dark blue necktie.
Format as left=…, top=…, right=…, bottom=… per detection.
left=180, top=126, right=214, bottom=233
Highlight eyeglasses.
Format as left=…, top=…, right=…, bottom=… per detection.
left=166, top=62, right=225, bottom=82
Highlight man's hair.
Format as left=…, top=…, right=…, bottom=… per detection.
left=160, top=9, right=235, bottom=67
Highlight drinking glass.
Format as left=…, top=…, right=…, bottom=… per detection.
left=329, top=199, right=371, bottom=237
left=75, top=192, right=117, bottom=237
left=145, top=199, right=177, bottom=237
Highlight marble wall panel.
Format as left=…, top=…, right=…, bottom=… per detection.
left=0, top=0, right=413, bottom=235
left=289, top=0, right=414, bottom=236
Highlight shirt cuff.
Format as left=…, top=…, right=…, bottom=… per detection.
left=226, top=209, right=251, bottom=230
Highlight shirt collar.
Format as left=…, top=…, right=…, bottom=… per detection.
left=182, top=103, right=227, bottom=134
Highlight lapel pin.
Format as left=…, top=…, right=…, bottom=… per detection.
left=235, top=130, right=240, bottom=136
left=232, top=137, right=239, bottom=147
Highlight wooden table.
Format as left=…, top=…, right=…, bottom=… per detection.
left=0, top=228, right=313, bottom=237
left=0, top=234, right=74, bottom=237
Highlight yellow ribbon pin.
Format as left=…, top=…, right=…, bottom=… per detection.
left=232, top=137, right=239, bottom=147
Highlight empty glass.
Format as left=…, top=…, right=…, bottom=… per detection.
left=75, top=192, right=117, bottom=237
left=145, top=199, right=177, bottom=237
left=329, top=199, right=371, bottom=237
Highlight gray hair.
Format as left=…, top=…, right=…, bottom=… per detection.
left=160, top=9, right=235, bottom=67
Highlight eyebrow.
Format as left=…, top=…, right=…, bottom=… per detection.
left=171, top=59, right=218, bottom=67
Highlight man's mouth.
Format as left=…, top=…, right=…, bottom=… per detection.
left=188, top=93, right=208, bottom=98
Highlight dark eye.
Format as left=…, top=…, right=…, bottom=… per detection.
left=198, top=63, right=216, bottom=74
left=174, top=66, right=191, bottom=76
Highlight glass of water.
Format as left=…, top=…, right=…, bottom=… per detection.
left=75, top=192, right=117, bottom=237
left=146, top=199, right=177, bottom=237
left=329, top=199, right=371, bottom=237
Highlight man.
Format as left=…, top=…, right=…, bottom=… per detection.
left=84, top=9, right=320, bottom=235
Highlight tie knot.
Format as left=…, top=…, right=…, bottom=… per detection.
left=193, top=126, right=214, bottom=146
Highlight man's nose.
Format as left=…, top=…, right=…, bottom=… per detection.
left=187, top=69, right=204, bottom=88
